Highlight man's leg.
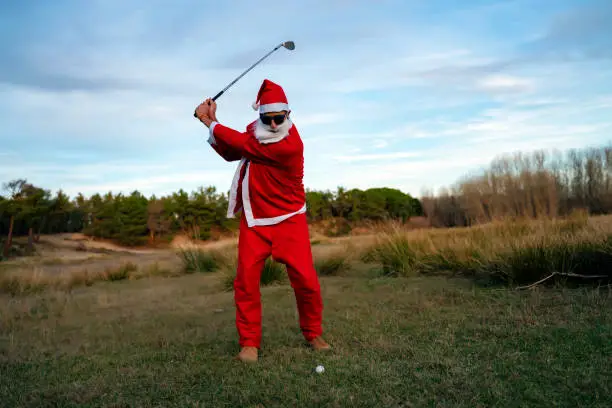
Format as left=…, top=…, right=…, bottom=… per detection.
left=234, top=215, right=271, bottom=356
left=271, top=213, right=327, bottom=347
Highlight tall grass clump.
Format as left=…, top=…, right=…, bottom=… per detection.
left=219, top=257, right=287, bottom=291
left=314, top=244, right=352, bottom=276
left=178, top=248, right=227, bottom=273
left=364, top=215, right=612, bottom=286
left=315, top=253, right=349, bottom=276
left=362, top=228, right=420, bottom=277
left=103, top=261, right=137, bottom=281
left=261, top=258, right=287, bottom=285
left=487, top=234, right=612, bottom=285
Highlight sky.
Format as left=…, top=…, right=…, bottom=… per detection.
left=1, top=0, right=611, bottom=199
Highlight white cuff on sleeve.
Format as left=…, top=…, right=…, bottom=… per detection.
left=207, top=121, right=218, bottom=145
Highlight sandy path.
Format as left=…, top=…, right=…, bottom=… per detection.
left=1, top=232, right=375, bottom=277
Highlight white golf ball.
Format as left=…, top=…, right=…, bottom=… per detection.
left=315, top=365, right=325, bottom=373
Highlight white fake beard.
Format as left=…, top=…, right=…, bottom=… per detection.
left=254, top=117, right=293, bottom=144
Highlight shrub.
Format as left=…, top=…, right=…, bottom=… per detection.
left=324, top=218, right=353, bottom=237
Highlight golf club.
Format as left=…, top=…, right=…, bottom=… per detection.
left=194, top=40, right=295, bottom=118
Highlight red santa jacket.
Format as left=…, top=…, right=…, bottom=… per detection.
left=207, top=119, right=307, bottom=227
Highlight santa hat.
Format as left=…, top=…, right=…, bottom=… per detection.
left=251, top=79, right=289, bottom=113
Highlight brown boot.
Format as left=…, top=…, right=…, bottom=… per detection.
left=308, top=336, right=331, bottom=351
left=236, top=346, right=258, bottom=363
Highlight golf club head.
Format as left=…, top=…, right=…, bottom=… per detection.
left=282, top=41, right=295, bottom=50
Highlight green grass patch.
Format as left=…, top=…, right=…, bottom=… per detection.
left=0, top=276, right=610, bottom=406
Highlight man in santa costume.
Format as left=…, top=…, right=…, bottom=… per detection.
left=194, top=79, right=330, bottom=363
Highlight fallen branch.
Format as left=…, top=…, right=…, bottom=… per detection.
left=516, top=271, right=609, bottom=290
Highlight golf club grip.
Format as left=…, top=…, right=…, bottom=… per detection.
left=193, top=90, right=225, bottom=118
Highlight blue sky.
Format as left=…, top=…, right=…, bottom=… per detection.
left=1, top=0, right=611, bottom=199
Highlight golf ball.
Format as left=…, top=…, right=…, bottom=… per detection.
left=315, top=365, right=325, bottom=373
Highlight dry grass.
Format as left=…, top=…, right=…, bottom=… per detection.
left=3, top=214, right=611, bottom=296
left=363, top=213, right=612, bottom=285
left=182, top=242, right=360, bottom=291
left=313, top=242, right=356, bottom=276
left=0, top=261, right=178, bottom=296
left=177, top=247, right=231, bottom=274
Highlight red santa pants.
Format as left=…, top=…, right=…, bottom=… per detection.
left=233, top=212, right=323, bottom=349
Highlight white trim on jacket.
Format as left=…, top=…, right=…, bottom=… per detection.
left=208, top=121, right=307, bottom=227
left=240, top=162, right=307, bottom=227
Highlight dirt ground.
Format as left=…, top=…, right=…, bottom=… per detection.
left=1, top=231, right=376, bottom=278
left=1, top=233, right=239, bottom=277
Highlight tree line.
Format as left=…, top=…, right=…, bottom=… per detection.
left=5, top=142, right=609, bottom=254
left=0, top=180, right=423, bottom=254
left=421, top=143, right=612, bottom=227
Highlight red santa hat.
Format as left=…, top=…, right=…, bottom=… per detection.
left=251, top=79, right=289, bottom=113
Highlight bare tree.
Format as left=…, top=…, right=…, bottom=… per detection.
left=422, top=143, right=612, bottom=227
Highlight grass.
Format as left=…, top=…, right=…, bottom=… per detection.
left=178, top=247, right=229, bottom=274
left=364, top=214, right=612, bottom=286
left=3, top=215, right=612, bottom=297
left=0, top=261, right=176, bottom=296
left=3, top=214, right=612, bottom=298
left=261, top=257, right=287, bottom=285
left=314, top=244, right=352, bottom=276
left=220, top=257, right=288, bottom=291
left=0, top=275, right=610, bottom=407
left=1, top=215, right=612, bottom=405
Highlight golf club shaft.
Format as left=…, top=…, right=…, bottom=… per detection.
left=194, top=43, right=285, bottom=117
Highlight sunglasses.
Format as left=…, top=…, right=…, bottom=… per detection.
left=260, top=113, right=287, bottom=126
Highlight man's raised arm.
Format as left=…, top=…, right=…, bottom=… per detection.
left=196, top=99, right=299, bottom=167
left=206, top=121, right=243, bottom=162
left=210, top=122, right=298, bottom=167
left=195, top=99, right=243, bottom=162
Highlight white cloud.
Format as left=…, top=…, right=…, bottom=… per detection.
left=306, top=133, right=594, bottom=197
left=301, top=89, right=612, bottom=196
left=60, top=170, right=234, bottom=198
left=373, top=140, right=388, bottom=148
left=293, top=112, right=342, bottom=127
left=477, top=74, right=535, bottom=93
left=333, top=152, right=422, bottom=163
left=513, top=97, right=568, bottom=107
